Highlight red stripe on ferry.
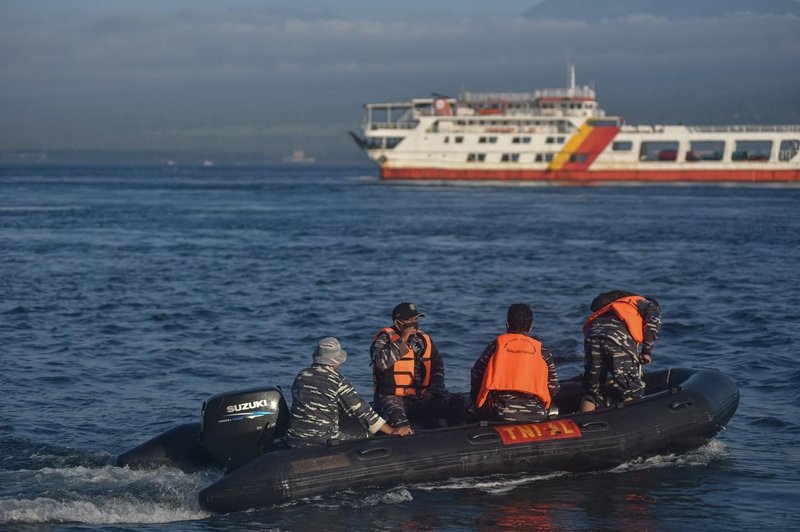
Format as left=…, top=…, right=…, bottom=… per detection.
left=380, top=168, right=800, bottom=182
left=561, top=126, right=620, bottom=171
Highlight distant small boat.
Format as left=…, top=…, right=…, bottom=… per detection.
left=117, top=367, right=739, bottom=514
left=201, top=160, right=215, bottom=167
left=283, top=149, right=316, bottom=164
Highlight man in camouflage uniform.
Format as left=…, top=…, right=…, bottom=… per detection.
left=470, top=303, right=560, bottom=422
left=581, top=290, right=661, bottom=412
left=371, top=303, right=467, bottom=429
left=286, top=337, right=411, bottom=448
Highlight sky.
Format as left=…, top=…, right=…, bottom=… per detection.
left=1, top=0, right=799, bottom=163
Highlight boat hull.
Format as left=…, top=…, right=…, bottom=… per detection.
left=380, top=166, right=800, bottom=183
left=198, top=368, right=739, bottom=513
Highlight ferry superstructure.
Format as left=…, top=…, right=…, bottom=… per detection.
left=351, top=67, right=800, bottom=183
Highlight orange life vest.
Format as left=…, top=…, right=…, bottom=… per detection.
left=373, top=327, right=432, bottom=397
left=582, top=295, right=645, bottom=343
left=476, top=333, right=551, bottom=409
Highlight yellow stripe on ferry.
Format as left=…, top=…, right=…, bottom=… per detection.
left=549, top=124, right=593, bottom=171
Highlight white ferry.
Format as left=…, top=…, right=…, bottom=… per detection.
left=351, top=67, right=800, bottom=183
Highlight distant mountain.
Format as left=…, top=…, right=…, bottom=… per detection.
left=525, top=0, right=800, bottom=20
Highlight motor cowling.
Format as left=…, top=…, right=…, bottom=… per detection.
left=201, top=386, right=289, bottom=470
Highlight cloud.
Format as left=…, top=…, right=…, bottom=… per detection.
left=0, top=1, right=798, bottom=157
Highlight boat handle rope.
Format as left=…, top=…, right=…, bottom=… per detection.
left=468, top=432, right=501, bottom=444
left=669, top=400, right=694, bottom=410
left=356, top=447, right=391, bottom=459
left=579, top=421, right=610, bottom=432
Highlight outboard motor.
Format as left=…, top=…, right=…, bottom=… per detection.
left=201, top=386, right=289, bottom=471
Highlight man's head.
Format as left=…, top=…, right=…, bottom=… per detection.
left=313, top=337, right=348, bottom=367
left=506, top=303, right=533, bottom=333
left=392, top=302, right=425, bottom=330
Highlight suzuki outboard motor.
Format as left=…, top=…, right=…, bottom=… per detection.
left=201, top=386, right=289, bottom=471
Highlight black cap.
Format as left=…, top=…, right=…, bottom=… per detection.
left=392, top=302, right=425, bottom=321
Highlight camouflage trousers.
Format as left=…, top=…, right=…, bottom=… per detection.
left=375, top=392, right=468, bottom=429
left=477, top=392, right=549, bottom=423
left=583, top=333, right=645, bottom=407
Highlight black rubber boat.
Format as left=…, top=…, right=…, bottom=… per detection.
left=116, top=367, right=739, bottom=514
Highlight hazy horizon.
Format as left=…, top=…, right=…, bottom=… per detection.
left=2, top=0, right=799, bottom=164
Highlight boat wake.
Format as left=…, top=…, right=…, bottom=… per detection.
left=0, top=464, right=218, bottom=525
left=609, top=439, right=729, bottom=473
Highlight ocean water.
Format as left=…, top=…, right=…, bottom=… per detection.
left=1, top=165, right=798, bottom=530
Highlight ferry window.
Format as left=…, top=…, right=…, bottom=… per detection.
left=733, top=140, right=772, bottom=162
left=467, top=153, right=476, bottom=162
left=640, top=141, right=679, bottom=162
left=613, top=141, right=633, bottom=151
left=569, top=154, right=588, bottom=163
left=557, top=137, right=565, bottom=143
left=535, top=154, right=543, bottom=162
left=455, top=136, right=464, bottom=143
left=522, top=137, right=531, bottom=144
left=779, top=140, right=800, bottom=161
left=489, top=137, right=498, bottom=144
left=546, top=137, right=554, bottom=144
left=479, top=136, right=487, bottom=144
left=385, top=138, right=403, bottom=149
left=686, top=141, right=724, bottom=162
left=444, top=136, right=450, bottom=144
left=501, top=153, right=520, bottom=162
left=590, top=119, right=620, bottom=128
left=478, top=153, right=486, bottom=162
left=545, top=153, right=554, bottom=162
left=512, top=137, right=520, bottom=144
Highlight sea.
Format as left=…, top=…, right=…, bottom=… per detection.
left=1, top=165, right=798, bottom=531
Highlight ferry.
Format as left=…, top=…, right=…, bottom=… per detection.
left=350, top=67, right=800, bottom=183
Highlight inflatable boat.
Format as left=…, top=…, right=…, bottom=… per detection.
left=116, top=367, right=739, bottom=514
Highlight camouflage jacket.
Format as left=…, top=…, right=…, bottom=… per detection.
left=286, top=364, right=385, bottom=445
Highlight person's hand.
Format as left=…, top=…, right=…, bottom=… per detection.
left=392, top=426, right=413, bottom=436
left=639, top=351, right=652, bottom=365
left=399, top=327, right=415, bottom=342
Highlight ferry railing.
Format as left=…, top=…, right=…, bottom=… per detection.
left=687, top=125, right=800, bottom=133
left=367, top=122, right=419, bottom=130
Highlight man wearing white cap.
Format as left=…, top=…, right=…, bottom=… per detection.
left=286, top=337, right=412, bottom=447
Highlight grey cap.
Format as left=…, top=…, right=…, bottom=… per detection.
left=313, top=337, right=348, bottom=366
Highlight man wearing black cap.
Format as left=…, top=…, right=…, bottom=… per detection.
left=287, top=337, right=412, bottom=448
left=370, top=303, right=466, bottom=429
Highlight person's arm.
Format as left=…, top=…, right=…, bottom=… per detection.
left=541, top=346, right=560, bottom=396
left=470, top=341, right=495, bottom=404
left=370, top=331, right=410, bottom=372
left=336, top=374, right=386, bottom=433
left=427, top=337, right=446, bottom=394
left=582, top=338, right=604, bottom=400
left=639, top=297, right=662, bottom=359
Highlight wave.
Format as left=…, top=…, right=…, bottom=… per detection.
left=0, top=465, right=217, bottom=525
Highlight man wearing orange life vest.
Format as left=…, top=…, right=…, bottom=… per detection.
left=470, top=303, right=560, bottom=422
left=580, top=290, right=661, bottom=412
left=371, top=302, right=467, bottom=429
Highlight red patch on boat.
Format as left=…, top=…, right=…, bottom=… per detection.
left=494, top=420, right=583, bottom=445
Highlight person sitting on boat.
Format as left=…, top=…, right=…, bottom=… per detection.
left=286, top=337, right=412, bottom=448
left=470, top=303, right=559, bottom=422
left=580, top=290, right=661, bottom=412
left=371, top=302, right=467, bottom=429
